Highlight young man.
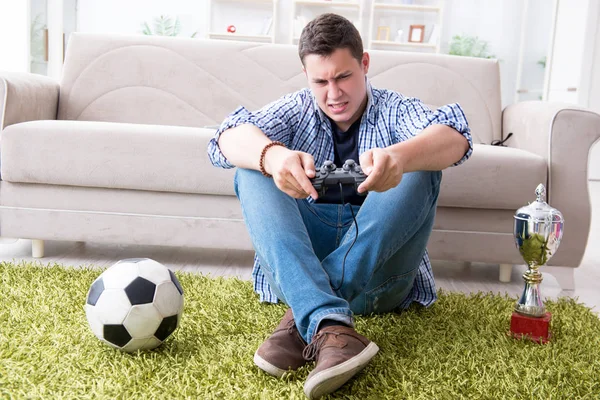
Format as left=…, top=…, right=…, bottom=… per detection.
left=208, top=13, right=472, bottom=399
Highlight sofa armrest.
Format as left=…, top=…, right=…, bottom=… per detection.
left=0, top=72, right=59, bottom=130
left=502, top=101, right=600, bottom=267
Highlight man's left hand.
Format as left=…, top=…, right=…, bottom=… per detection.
left=357, top=148, right=404, bottom=193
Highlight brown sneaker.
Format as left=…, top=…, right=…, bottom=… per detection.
left=253, top=308, right=308, bottom=377
left=302, top=325, right=379, bottom=399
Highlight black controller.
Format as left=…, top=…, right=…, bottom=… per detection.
left=311, top=160, right=367, bottom=197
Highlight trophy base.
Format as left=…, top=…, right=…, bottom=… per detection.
left=509, top=311, right=552, bottom=344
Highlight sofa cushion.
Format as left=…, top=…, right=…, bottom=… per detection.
left=1, top=121, right=545, bottom=210
left=439, top=144, right=547, bottom=210
left=0, top=120, right=236, bottom=195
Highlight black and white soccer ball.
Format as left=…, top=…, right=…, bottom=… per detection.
left=85, top=258, right=184, bottom=352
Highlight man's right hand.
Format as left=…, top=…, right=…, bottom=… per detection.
left=263, top=147, right=319, bottom=200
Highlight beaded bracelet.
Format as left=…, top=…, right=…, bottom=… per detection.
left=259, top=141, right=286, bottom=177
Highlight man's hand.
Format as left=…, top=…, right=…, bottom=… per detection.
left=358, top=147, right=404, bottom=193
left=264, top=147, right=319, bottom=200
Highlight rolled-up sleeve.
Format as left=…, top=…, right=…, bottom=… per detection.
left=207, top=107, right=252, bottom=168
left=207, top=92, right=304, bottom=169
left=395, top=98, right=473, bottom=166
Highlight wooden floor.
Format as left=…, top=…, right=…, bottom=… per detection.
left=2, top=182, right=599, bottom=313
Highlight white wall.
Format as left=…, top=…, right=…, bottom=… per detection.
left=76, top=0, right=287, bottom=41
left=442, top=0, right=526, bottom=108
left=547, top=0, right=589, bottom=104
left=586, top=2, right=600, bottom=113
left=30, top=0, right=48, bottom=75
left=47, top=0, right=63, bottom=79
left=515, top=0, right=555, bottom=103
left=76, top=0, right=208, bottom=38
left=584, top=2, right=600, bottom=180
left=0, top=0, right=30, bottom=73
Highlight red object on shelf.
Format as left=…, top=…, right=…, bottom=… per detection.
left=509, top=311, right=552, bottom=344
left=227, top=25, right=236, bottom=33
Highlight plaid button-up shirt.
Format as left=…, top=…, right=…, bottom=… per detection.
left=208, top=80, right=472, bottom=307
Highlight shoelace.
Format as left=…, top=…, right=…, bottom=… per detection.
left=273, top=318, right=297, bottom=335
left=285, top=319, right=296, bottom=334
left=302, top=331, right=340, bottom=361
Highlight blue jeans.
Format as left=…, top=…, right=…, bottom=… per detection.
left=234, top=169, right=441, bottom=343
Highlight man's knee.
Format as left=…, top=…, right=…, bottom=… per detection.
left=234, top=168, right=271, bottom=198
left=403, top=170, right=442, bottom=189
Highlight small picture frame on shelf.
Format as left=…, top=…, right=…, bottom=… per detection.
left=376, top=26, right=391, bottom=41
left=408, top=25, right=425, bottom=43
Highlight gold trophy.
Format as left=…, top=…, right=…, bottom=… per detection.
left=510, top=184, right=564, bottom=343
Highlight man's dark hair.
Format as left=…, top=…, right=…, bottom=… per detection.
left=298, top=13, right=364, bottom=65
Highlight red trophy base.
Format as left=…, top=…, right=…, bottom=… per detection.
left=510, top=311, right=552, bottom=344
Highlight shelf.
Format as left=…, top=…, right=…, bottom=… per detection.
left=208, top=33, right=273, bottom=41
left=295, top=0, right=361, bottom=8
left=367, top=0, right=443, bottom=53
left=371, top=40, right=437, bottom=48
left=373, top=3, right=441, bottom=12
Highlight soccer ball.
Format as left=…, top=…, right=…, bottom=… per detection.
left=85, top=258, right=184, bottom=352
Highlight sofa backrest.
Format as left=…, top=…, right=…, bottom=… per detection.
left=58, top=33, right=501, bottom=144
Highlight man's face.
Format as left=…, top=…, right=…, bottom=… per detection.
left=303, top=48, right=370, bottom=132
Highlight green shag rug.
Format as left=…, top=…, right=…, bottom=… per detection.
left=1, top=261, right=600, bottom=400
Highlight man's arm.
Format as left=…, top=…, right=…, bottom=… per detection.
left=358, top=125, right=468, bottom=193
left=207, top=91, right=318, bottom=199
left=358, top=98, right=472, bottom=193
left=218, top=124, right=272, bottom=171
left=207, top=92, right=304, bottom=169
left=218, top=125, right=317, bottom=199
left=388, top=124, right=470, bottom=172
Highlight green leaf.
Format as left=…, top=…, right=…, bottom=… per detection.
left=448, top=34, right=495, bottom=59
left=141, top=21, right=152, bottom=36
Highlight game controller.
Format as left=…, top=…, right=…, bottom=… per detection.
left=311, top=159, right=367, bottom=197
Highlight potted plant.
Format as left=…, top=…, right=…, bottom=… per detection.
left=141, top=15, right=197, bottom=38
left=448, top=34, right=495, bottom=59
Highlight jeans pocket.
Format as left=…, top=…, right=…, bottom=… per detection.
left=364, top=267, right=419, bottom=314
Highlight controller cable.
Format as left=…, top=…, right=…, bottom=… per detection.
left=330, top=182, right=359, bottom=292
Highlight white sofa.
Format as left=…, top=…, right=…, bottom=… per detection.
left=1, top=33, right=599, bottom=290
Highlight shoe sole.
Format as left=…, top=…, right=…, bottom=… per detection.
left=303, top=342, right=379, bottom=399
left=253, top=351, right=287, bottom=378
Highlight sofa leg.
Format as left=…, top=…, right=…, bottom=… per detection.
left=544, top=266, right=575, bottom=292
left=32, top=240, right=45, bottom=258
left=499, top=263, right=513, bottom=283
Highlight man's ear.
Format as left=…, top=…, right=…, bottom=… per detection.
left=302, top=66, right=307, bottom=77
left=362, top=52, right=370, bottom=75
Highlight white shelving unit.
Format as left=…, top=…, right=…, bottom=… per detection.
left=207, top=0, right=277, bottom=43
left=290, top=0, right=363, bottom=44
left=367, top=1, right=444, bottom=53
